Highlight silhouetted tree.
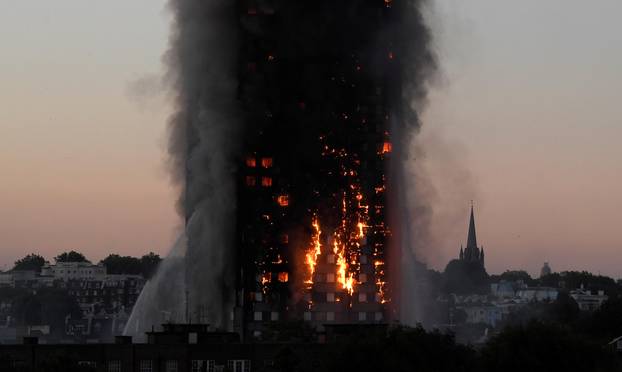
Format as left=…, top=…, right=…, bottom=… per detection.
left=100, top=254, right=141, bottom=275
left=481, top=321, right=620, bottom=372
left=490, top=270, right=536, bottom=286
left=13, top=253, right=46, bottom=272
left=540, top=271, right=621, bottom=297
left=140, top=252, right=162, bottom=279
left=54, top=251, right=89, bottom=263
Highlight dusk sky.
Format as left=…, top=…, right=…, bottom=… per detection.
left=1, top=0, right=621, bottom=278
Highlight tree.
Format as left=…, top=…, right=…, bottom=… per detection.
left=140, top=252, right=162, bottom=279
left=481, top=321, right=620, bottom=372
left=54, top=251, right=89, bottom=263
left=100, top=254, right=142, bottom=275
left=13, top=253, right=46, bottom=272
left=491, top=270, right=536, bottom=286
left=541, top=271, right=621, bottom=297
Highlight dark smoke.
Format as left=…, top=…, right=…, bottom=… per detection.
left=128, top=0, right=437, bottom=334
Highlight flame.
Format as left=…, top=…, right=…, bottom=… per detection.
left=304, top=215, right=322, bottom=287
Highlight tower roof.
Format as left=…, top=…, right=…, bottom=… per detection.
left=467, top=205, right=478, bottom=249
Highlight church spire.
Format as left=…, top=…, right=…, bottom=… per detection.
left=467, top=204, right=478, bottom=249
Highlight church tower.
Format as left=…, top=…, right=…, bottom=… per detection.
left=459, top=205, right=485, bottom=267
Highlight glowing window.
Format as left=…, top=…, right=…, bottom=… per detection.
left=261, top=177, right=273, bottom=187
left=261, top=157, right=273, bottom=168
left=277, top=195, right=289, bottom=207
left=327, top=254, right=335, bottom=264
left=382, top=142, right=392, bottom=154
left=278, top=272, right=289, bottom=283
left=260, top=273, right=271, bottom=285
left=246, top=157, right=256, bottom=167
left=245, top=176, right=256, bottom=187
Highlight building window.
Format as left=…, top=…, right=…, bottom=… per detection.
left=375, top=312, right=383, bottom=321
left=188, top=332, right=198, bottom=344
left=261, top=157, right=273, bottom=168
left=192, top=360, right=215, bottom=372
left=245, top=176, right=257, bottom=187
left=327, top=312, right=335, bottom=321
left=246, top=157, right=256, bottom=167
left=327, top=254, right=335, bottom=264
left=280, top=234, right=289, bottom=244
left=227, top=360, right=251, bottom=372
left=304, top=311, right=312, bottom=321
left=278, top=272, right=289, bottom=282
left=381, top=142, right=392, bottom=154
left=359, top=312, right=367, bottom=321
left=358, top=293, right=368, bottom=303
left=359, top=273, right=367, bottom=283
left=360, top=255, right=368, bottom=264
left=277, top=195, right=289, bottom=207
left=261, top=176, right=273, bottom=187
left=327, top=292, right=335, bottom=302
left=271, top=311, right=279, bottom=321
left=254, top=311, right=263, bottom=321
left=165, top=360, right=178, bottom=372
left=326, top=273, right=335, bottom=283
left=139, top=360, right=153, bottom=372
left=107, top=360, right=121, bottom=372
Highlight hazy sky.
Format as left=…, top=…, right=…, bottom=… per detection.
left=1, top=1, right=620, bottom=278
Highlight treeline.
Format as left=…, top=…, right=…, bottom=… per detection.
left=9, top=251, right=162, bottom=279
left=257, top=323, right=620, bottom=372
left=433, top=259, right=622, bottom=297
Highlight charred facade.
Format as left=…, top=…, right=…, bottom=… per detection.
left=234, top=0, right=419, bottom=338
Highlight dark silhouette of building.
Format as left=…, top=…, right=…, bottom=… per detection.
left=458, top=206, right=485, bottom=268
left=232, top=1, right=414, bottom=339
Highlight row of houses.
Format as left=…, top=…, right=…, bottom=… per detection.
left=450, top=281, right=609, bottom=329
left=0, top=262, right=145, bottom=344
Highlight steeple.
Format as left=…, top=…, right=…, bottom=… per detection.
left=467, top=205, right=478, bottom=249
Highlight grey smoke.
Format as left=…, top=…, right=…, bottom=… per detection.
left=392, top=0, right=438, bottom=326
left=127, top=0, right=240, bottom=335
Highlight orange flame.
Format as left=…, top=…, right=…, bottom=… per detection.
left=304, top=215, right=322, bottom=287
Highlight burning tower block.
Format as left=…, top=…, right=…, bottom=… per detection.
left=235, top=0, right=403, bottom=339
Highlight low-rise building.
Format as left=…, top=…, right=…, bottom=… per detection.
left=570, top=287, right=608, bottom=311
left=41, top=262, right=106, bottom=281
left=517, top=287, right=558, bottom=302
